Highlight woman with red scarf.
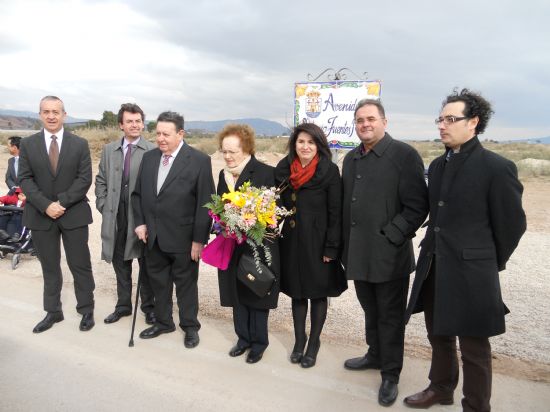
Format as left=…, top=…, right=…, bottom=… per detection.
left=275, top=123, right=347, bottom=368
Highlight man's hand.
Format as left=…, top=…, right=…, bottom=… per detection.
left=191, top=241, right=204, bottom=262
left=45, top=201, right=66, bottom=219
left=322, top=256, right=333, bottom=263
left=135, top=225, right=148, bottom=243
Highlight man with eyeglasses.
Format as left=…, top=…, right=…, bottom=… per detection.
left=404, top=89, right=526, bottom=411
left=342, top=98, right=428, bottom=406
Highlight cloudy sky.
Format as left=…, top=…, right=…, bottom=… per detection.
left=1, top=0, right=549, bottom=140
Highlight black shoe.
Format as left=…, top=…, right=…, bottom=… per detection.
left=145, top=312, right=156, bottom=325
left=139, top=325, right=176, bottom=339
left=33, top=312, right=64, bottom=333
left=104, top=310, right=131, bottom=324
left=300, top=339, right=320, bottom=368
left=229, top=344, right=249, bottom=357
left=290, top=336, right=307, bottom=364
left=403, top=387, right=454, bottom=408
left=378, top=379, right=398, bottom=407
left=344, top=354, right=381, bottom=370
left=79, top=313, right=95, bottom=331
left=290, top=350, right=303, bottom=364
left=246, top=350, right=263, bottom=364
left=184, top=330, right=200, bottom=348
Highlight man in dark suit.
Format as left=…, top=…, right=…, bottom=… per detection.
left=95, top=103, right=156, bottom=325
left=132, top=111, right=214, bottom=348
left=342, top=99, right=428, bottom=407
left=5, top=136, right=21, bottom=194
left=403, top=89, right=526, bottom=411
left=19, top=95, right=95, bottom=333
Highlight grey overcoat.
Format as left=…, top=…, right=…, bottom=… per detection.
left=95, top=137, right=155, bottom=262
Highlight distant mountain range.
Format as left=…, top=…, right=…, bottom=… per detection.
left=186, top=118, right=289, bottom=136
left=508, top=136, right=550, bottom=144
left=0, top=109, right=88, bottom=124
left=0, top=109, right=290, bottom=136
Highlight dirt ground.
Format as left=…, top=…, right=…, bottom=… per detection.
left=1, top=146, right=549, bottom=384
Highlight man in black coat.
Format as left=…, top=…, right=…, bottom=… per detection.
left=5, top=136, right=21, bottom=194
left=342, top=99, right=428, bottom=406
left=19, top=96, right=95, bottom=333
left=403, top=89, right=526, bottom=411
left=132, top=111, right=214, bottom=348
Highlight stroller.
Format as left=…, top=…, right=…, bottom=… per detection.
left=0, top=205, right=34, bottom=269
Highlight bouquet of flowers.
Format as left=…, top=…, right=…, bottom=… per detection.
left=202, top=181, right=292, bottom=271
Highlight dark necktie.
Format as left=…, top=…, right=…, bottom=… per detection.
left=162, top=154, right=170, bottom=167
left=123, top=143, right=132, bottom=181
left=445, top=150, right=453, bottom=162
left=49, top=135, right=59, bottom=174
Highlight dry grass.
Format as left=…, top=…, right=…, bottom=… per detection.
left=3, top=128, right=550, bottom=179
left=74, top=128, right=291, bottom=158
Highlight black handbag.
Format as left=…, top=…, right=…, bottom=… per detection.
left=237, top=253, right=276, bottom=297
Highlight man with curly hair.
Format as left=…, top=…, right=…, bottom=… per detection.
left=403, top=89, right=526, bottom=411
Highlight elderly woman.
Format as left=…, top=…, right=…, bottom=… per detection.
left=275, top=123, right=347, bottom=368
left=216, top=124, right=280, bottom=364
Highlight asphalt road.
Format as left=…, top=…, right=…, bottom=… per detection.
left=1, top=271, right=549, bottom=412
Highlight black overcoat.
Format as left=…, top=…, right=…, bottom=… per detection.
left=274, top=156, right=347, bottom=299
left=405, top=137, right=526, bottom=337
left=217, top=156, right=280, bottom=310
left=341, top=134, right=428, bottom=282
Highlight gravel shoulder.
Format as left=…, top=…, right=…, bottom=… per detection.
left=1, top=150, right=548, bottom=384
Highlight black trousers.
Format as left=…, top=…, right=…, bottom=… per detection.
left=0, top=212, right=22, bottom=236
left=354, top=276, right=409, bottom=383
left=32, top=223, right=95, bottom=315
left=145, top=240, right=200, bottom=332
left=423, top=264, right=492, bottom=412
left=233, top=303, right=269, bottom=353
left=112, top=198, right=154, bottom=313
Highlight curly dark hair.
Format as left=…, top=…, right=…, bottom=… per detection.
left=287, top=122, right=331, bottom=162
left=443, top=88, right=494, bottom=135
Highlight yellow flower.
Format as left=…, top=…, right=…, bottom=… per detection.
left=222, top=191, right=246, bottom=208
left=263, top=213, right=276, bottom=226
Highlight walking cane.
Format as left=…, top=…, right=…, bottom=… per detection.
left=128, top=269, right=142, bottom=347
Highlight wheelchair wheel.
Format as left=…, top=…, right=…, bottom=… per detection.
left=12, top=253, right=20, bottom=270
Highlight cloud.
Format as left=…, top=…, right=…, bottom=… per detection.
left=0, top=0, right=549, bottom=139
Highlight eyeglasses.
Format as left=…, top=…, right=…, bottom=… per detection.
left=354, top=117, right=384, bottom=125
left=435, top=116, right=468, bottom=125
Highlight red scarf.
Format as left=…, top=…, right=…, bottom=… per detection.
left=289, top=155, right=319, bottom=190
